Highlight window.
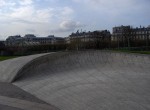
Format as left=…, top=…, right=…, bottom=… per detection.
left=143, top=35, right=145, bottom=40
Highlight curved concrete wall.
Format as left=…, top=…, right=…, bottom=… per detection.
left=10, top=51, right=150, bottom=110
left=0, top=53, right=51, bottom=82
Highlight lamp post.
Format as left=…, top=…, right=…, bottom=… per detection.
left=117, top=36, right=120, bottom=49
left=76, top=34, right=79, bottom=51
left=146, top=31, right=149, bottom=49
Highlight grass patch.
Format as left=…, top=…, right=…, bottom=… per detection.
left=0, top=56, right=18, bottom=61
left=111, top=49, right=150, bottom=54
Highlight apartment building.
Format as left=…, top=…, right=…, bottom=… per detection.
left=112, top=25, right=150, bottom=41
left=5, top=34, right=65, bottom=46
left=67, top=30, right=111, bottom=44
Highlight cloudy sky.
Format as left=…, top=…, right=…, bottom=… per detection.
left=0, top=0, right=150, bottom=40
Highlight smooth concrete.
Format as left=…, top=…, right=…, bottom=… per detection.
left=0, top=53, right=60, bottom=110
left=0, top=104, right=23, bottom=110
left=0, top=82, right=47, bottom=104
left=0, top=82, right=59, bottom=110
left=0, top=95, right=58, bottom=110
left=0, top=53, right=51, bottom=82
left=9, top=51, right=150, bottom=110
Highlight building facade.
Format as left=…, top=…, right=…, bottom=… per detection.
left=5, top=34, right=65, bottom=46
left=112, top=25, right=150, bottom=41
left=67, top=30, right=111, bottom=44
left=66, top=30, right=111, bottom=49
left=112, top=25, right=150, bottom=47
left=5, top=35, right=23, bottom=46
left=0, top=41, right=6, bottom=55
left=0, top=41, right=5, bottom=48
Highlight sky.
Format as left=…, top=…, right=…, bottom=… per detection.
left=0, top=0, right=150, bottom=40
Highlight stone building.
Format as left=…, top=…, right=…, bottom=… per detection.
left=0, top=41, right=6, bottom=55
left=5, top=35, right=23, bottom=46
left=112, top=25, right=150, bottom=41
left=67, top=30, right=111, bottom=44
left=66, top=30, right=111, bottom=49
left=5, top=34, right=65, bottom=46
left=0, top=41, right=5, bottom=47
left=24, top=34, right=54, bottom=45
left=112, top=25, right=150, bottom=47
left=131, top=26, right=150, bottom=40
left=112, top=25, right=131, bottom=41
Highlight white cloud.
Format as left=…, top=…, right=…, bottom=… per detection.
left=61, top=7, right=74, bottom=16
left=10, top=6, right=34, bottom=19
left=0, top=0, right=6, bottom=7
left=2, top=4, right=74, bottom=24
left=51, top=20, right=84, bottom=34
left=9, top=6, right=54, bottom=23
left=52, top=7, right=74, bottom=21
left=0, top=0, right=76, bottom=38
left=0, top=0, right=16, bottom=7
left=0, top=0, right=149, bottom=39
left=60, top=20, right=82, bottom=31
left=19, top=0, right=33, bottom=5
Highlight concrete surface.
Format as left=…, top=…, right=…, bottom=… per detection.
left=0, top=82, right=59, bottom=110
left=0, top=82, right=58, bottom=110
left=0, top=53, right=59, bottom=110
left=0, top=51, right=150, bottom=110
left=0, top=53, right=51, bottom=82
left=0, top=104, right=23, bottom=110
left=0, top=95, right=58, bottom=110
left=0, top=82, right=46, bottom=104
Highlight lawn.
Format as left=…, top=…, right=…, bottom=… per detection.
left=0, top=56, right=18, bottom=61
left=111, top=49, right=150, bottom=54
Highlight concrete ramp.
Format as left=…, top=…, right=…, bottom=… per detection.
left=0, top=53, right=51, bottom=82
left=10, top=51, right=150, bottom=110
